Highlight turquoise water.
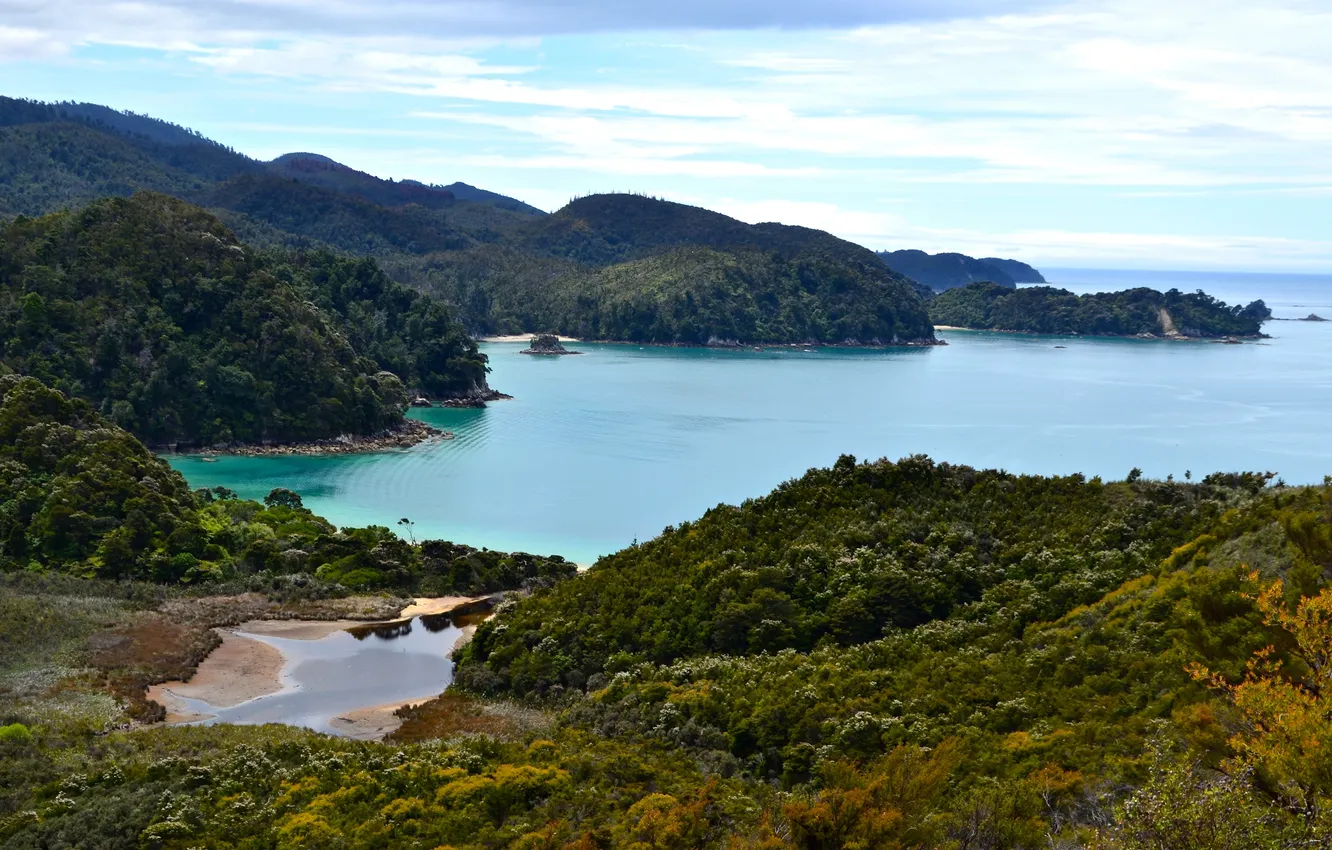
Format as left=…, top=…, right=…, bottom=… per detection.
left=169, top=276, right=1332, bottom=565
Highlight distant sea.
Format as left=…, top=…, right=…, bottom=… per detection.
left=171, top=269, right=1332, bottom=564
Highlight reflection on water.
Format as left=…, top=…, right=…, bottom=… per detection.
left=178, top=604, right=491, bottom=736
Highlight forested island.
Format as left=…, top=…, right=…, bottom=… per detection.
left=428, top=194, right=936, bottom=346
left=930, top=281, right=1272, bottom=338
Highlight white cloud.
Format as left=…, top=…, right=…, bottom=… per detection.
left=0, top=26, right=66, bottom=60
left=0, top=0, right=1038, bottom=44
left=6, top=0, right=1331, bottom=268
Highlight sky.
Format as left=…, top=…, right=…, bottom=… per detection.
left=3, top=0, right=1331, bottom=271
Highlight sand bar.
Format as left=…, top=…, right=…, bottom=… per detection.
left=397, top=596, right=482, bottom=618
left=239, top=618, right=367, bottom=641
left=147, top=630, right=285, bottom=722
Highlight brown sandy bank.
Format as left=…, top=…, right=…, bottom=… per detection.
left=397, top=596, right=483, bottom=618
left=147, top=596, right=485, bottom=732
left=146, top=630, right=285, bottom=722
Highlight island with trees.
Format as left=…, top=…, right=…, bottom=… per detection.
left=929, top=281, right=1271, bottom=338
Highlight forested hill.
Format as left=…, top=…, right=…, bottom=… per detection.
left=0, top=98, right=937, bottom=345
left=930, top=281, right=1271, bottom=338
left=451, top=453, right=1332, bottom=841
left=877, top=249, right=1045, bottom=291
left=0, top=97, right=540, bottom=245
left=420, top=194, right=938, bottom=345
left=980, top=256, right=1046, bottom=283
left=0, top=193, right=489, bottom=448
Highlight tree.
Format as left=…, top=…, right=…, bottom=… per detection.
left=264, top=488, right=304, bottom=510
left=1188, top=575, right=1332, bottom=836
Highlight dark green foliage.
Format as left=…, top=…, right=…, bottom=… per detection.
left=424, top=195, right=936, bottom=344
left=440, top=181, right=546, bottom=215
left=0, top=121, right=206, bottom=217
left=269, top=153, right=459, bottom=209
left=0, top=193, right=412, bottom=446
left=199, top=172, right=479, bottom=255
left=457, top=455, right=1244, bottom=697
left=270, top=250, right=488, bottom=398
left=0, top=96, right=534, bottom=230
left=0, top=374, right=206, bottom=579
left=878, top=249, right=1021, bottom=291
left=930, top=282, right=1270, bottom=338
left=0, top=99, right=936, bottom=346
left=455, top=454, right=1326, bottom=827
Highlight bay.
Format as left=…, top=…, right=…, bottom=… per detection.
left=169, top=269, right=1332, bottom=565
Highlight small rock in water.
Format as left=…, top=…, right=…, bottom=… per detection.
left=521, top=333, right=581, bottom=355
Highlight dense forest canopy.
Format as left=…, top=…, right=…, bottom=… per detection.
left=420, top=194, right=937, bottom=344
left=2, top=447, right=1330, bottom=846
left=0, top=194, right=490, bottom=447
left=930, top=281, right=1272, bottom=337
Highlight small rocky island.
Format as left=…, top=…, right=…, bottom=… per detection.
left=1300, top=314, right=1328, bottom=322
left=521, top=334, right=582, bottom=355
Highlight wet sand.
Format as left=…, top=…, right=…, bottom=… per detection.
left=146, top=630, right=285, bottom=722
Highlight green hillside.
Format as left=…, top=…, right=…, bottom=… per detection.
left=0, top=100, right=937, bottom=346
left=930, top=281, right=1271, bottom=337
left=878, top=249, right=1020, bottom=291
left=0, top=194, right=488, bottom=447
left=426, top=194, right=937, bottom=345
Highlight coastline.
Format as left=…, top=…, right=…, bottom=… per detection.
left=933, top=325, right=1264, bottom=341
left=167, top=418, right=444, bottom=458
left=488, top=337, right=945, bottom=350
left=146, top=630, right=285, bottom=723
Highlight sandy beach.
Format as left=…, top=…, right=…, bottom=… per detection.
left=146, top=630, right=285, bottom=722
left=481, top=333, right=581, bottom=343
left=397, top=596, right=481, bottom=618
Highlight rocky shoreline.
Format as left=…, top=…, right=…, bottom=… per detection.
left=188, top=418, right=444, bottom=458
left=434, top=389, right=514, bottom=408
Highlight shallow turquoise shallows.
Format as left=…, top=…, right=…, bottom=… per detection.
left=169, top=270, right=1332, bottom=565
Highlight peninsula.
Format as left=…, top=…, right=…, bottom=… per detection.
left=929, top=281, right=1271, bottom=338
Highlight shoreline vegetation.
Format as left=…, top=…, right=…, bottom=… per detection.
left=929, top=281, right=1271, bottom=339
